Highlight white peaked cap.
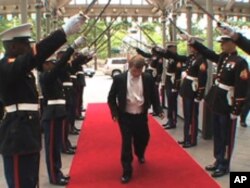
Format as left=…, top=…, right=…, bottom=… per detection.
left=0, top=23, right=32, bottom=41
left=216, top=35, right=233, bottom=42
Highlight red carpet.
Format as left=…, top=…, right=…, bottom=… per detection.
left=67, top=103, right=220, bottom=188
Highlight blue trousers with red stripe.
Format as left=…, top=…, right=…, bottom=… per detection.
left=212, top=113, right=237, bottom=170
left=42, top=117, right=64, bottom=183
left=2, top=152, right=40, bottom=188
left=183, top=97, right=199, bottom=144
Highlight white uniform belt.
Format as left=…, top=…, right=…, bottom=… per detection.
left=5, top=103, right=39, bottom=113
left=70, top=75, right=77, bottom=79
left=215, top=80, right=234, bottom=91
left=186, top=75, right=198, bottom=81
left=47, top=99, right=66, bottom=105
left=77, top=71, right=84, bottom=75
left=63, top=82, right=73, bottom=87
left=166, top=72, right=175, bottom=77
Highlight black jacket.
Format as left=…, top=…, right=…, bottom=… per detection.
left=107, top=71, right=162, bottom=119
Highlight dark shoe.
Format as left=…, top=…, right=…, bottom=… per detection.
left=62, top=148, right=75, bottom=155
left=76, top=115, right=85, bottom=120
left=205, top=164, right=218, bottom=171
left=73, top=126, right=81, bottom=132
left=177, top=140, right=185, bottom=145
left=62, top=175, right=70, bottom=180
left=121, top=174, right=132, bottom=184
left=70, top=145, right=77, bottom=150
left=138, top=157, right=145, bottom=164
left=164, top=124, right=176, bottom=129
left=211, top=168, right=229, bottom=178
left=51, top=177, right=69, bottom=186
left=241, top=122, right=247, bottom=127
left=70, top=130, right=79, bottom=135
left=183, top=142, right=196, bottom=148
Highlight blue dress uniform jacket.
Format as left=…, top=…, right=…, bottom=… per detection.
left=40, top=47, right=74, bottom=120
left=0, top=29, right=67, bottom=155
left=157, top=50, right=208, bottom=100
left=192, top=41, right=249, bottom=115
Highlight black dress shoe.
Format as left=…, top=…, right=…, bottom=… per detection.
left=177, top=140, right=185, bottom=145
left=62, top=148, right=75, bottom=155
left=51, top=177, right=69, bottom=186
left=183, top=142, right=197, bottom=148
left=121, top=174, right=132, bottom=184
left=70, top=130, right=79, bottom=135
left=70, top=145, right=77, bottom=150
left=240, top=122, right=247, bottom=127
left=205, top=164, right=218, bottom=171
left=211, top=168, right=229, bottom=178
left=138, top=157, right=145, bottom=164
left=164, top=124, right=176, bottom=129
left=76, top=115, right=85, bottom=120
left=72, top=126, right=81, bottom=132
left=62, top=175, right=70, bottom=180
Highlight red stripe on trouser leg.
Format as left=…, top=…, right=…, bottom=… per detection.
left=13, top=155, right=20, bottom=188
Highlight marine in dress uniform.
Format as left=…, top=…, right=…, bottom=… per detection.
left=108, top=55, right=164, bottom=184
left=40, top=36, right=86, bottom=184
left=155, top=42, right=208, bottom=146
left=155, top=43, right=182, bottom=129
left=0, top=24, right=67, bottom=188
left=217, top=27, right=250, bottom=127
left=39, top=47, right=75, bottom=185
left=73, top=49, right=93, bottom=120
left=57, top=49, right=78, bottom=154
left=190, top=35, right=249, bottom=177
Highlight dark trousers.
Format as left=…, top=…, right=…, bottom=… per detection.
left=183, top=97, right=199, bottom=144
left=3, top=152, right=40, bottom=188
left=0, top=101, right=4, bottom=120
left=166, top=88, right=178, bottom=126
left=42, top=117, right=63, bottom=183
left=212, top=113, right=237, bottom=170
left=62, top=119, right=72, bottom=151
left=118, top=113, right=149, bottom=174
left=75, top=85, right=84, bottom=117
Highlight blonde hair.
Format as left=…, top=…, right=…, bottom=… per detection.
left=128, top=54, right=145, bottom=69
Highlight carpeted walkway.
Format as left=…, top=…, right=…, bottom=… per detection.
left=67, top=103, right=220, bottom=188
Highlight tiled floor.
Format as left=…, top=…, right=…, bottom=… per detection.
left=0, top=74, right=249, bottom=187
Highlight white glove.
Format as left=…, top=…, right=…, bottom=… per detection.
left=217, top=23, right=235, bottom=37
left=171, top=89, right=177, bottom=93
left=194, top=98, right=200, bottom=103
left=62, top=13, right=88, bottom=36
left=71, top=36, right=86, bottom=49
left=230, top=113, right=238, bottom=120
left=80, top=47, right=90, bottom=56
